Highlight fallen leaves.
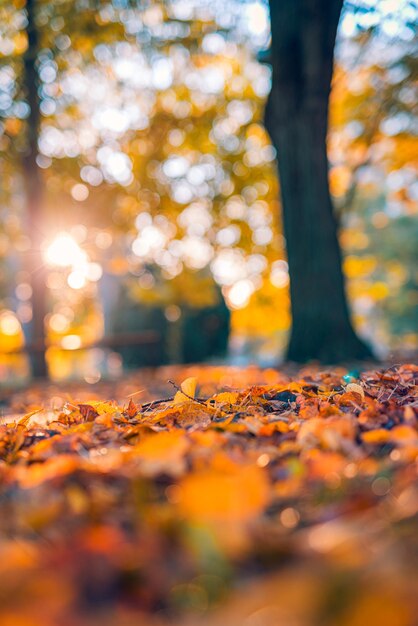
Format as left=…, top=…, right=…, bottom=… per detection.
left=0, top=364, right=417, bottom=625
left=297, top=414, right=358, bottom=451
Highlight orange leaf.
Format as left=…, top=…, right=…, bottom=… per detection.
left=132, top=430, right=190, bottom=476
left=178, top=464, right=270, bottom=522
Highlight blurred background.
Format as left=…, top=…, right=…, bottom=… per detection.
left=0, top=0, right=417, bottom=383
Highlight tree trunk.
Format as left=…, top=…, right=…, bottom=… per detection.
left=22, top=0, right=48, bottom=378
left=265, top=0, right=372, bottom=363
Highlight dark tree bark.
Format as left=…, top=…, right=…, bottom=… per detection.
left=265, top=0, right=373, bottom=363
left=22, top=0, right=48, bottom=378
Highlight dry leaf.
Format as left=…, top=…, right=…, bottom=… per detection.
left=173, top=376, right=198, bottom=404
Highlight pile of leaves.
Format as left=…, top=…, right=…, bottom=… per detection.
left=0, top=364, right=417, bottom=626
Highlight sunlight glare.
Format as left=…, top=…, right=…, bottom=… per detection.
left=0, top=311, right=21, bottom=336
left=44, top=233, right=87, bottom=268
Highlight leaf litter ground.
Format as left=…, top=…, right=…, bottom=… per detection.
left=0, top=364, right=417, bottom=626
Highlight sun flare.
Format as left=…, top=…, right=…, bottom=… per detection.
left=44, top=233, right=87, bottom=268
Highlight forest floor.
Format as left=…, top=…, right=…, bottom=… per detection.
left=0, top=363, right=417, bottom=626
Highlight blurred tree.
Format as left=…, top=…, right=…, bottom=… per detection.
left=22, top=0, right=48, bottom=377
left=265, top=0, right=372, bottom=362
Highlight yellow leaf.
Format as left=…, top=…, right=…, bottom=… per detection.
left=88, top=401, right=117, bottom=415
left=173, top=377, right=197, bottom=404
left=17, top=409, right=43, bottom=427
left=212, top=392, right=239, bottom=405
